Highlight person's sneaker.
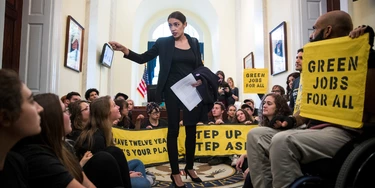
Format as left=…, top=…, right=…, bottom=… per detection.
left=231, top=155, right=239, bottom=167
left=146, top=171, right=157, bottom=186
left=146, top=175, right=153, bottom=185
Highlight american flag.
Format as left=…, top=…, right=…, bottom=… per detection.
left=137, top=65, right=149, bottom=98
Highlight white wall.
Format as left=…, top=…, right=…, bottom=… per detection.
left=58, top=0, right=114, bottom=98
left=59, top=0, right=87, bottom=97
left=265, top=0, right=301, bottom=95
left=351, top=0, right=375, bottom=27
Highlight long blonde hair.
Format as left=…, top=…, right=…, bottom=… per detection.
left=227, top=77, right=235, bottom=89
left=76, top=96, right=114, bottom=152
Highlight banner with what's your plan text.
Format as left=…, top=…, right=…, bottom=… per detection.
left=300, top=33, right=370, bottom=128
left=112, top=125, right=257, bottom=165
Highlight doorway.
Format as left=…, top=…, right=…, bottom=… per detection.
left=2, top=0, right=23, bottom=73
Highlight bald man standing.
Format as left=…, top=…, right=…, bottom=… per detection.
left=246, top=11, right=373, bottom=188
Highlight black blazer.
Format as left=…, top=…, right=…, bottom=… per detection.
left=125, top=34, right=203, bottom=102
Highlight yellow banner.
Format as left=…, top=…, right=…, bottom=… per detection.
left=243, top=69, right=268, bottom=93
left=194, top=125, right=257, bottom=156
left=300, top=33, right=370, bottom=128
left=113, top=125, right=257, bottom=165
left=113, top=127, right=171, bottom=165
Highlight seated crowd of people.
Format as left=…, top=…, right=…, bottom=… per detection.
left=0, top=65, right=318, bottom=188
left=1, top=64, right=292, bottom=188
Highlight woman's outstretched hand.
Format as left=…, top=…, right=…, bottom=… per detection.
left=108, top=41, right=129, bottom=56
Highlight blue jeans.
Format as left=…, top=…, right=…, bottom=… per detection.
left=128, top=159, right=150, bottom=188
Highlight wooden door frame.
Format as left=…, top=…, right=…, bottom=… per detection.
left=327, top=0, right=341, bottom=11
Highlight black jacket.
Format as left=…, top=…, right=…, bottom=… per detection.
left=192, top=66, right=220, bottom=114
left=125, top=34, right=203, bottom=102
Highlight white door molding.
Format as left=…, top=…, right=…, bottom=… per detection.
left=0, top=0, right=6, bottom=67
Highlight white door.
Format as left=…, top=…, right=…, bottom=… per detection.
left=19, top=0, right=55, bottom=94
left=301, top=0, right=327, bottom=45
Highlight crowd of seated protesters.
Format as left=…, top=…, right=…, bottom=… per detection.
left=74, top=96, right=151, bottom=187
left=0, top=69, right=338, bottom=188
left=56, top=93, right=154, bottom=187
left=69, top=93, right=260, bottom=171
left=13, top=93, right=94, bottom=187
left=14, top=93, right=127, bottom=187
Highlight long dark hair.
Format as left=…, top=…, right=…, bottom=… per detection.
left=259, top=93, right=291, bottom=127
left=68, top=100, right=89, bottom=131
left=34, top=93, right=83, bottom=183
left=168, top=11, right=186, bottom=23
left=0, top=69, right=23, bottom=124
left=76, top=96, right=114, bottom=151
left=235, top=109, right=252, bottom=124
left=114, top=99, right=133, bottom=128
left=286, top=72, right=300, bottom=100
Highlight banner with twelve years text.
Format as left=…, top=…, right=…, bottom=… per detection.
left=112, top=125, right=257, bottom=165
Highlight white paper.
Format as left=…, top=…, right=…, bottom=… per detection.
left=170, top=73, right=202, bottom=111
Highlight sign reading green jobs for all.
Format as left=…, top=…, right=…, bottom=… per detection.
left=299, top=33, right=370, bottom=128
left=243, top=69, right=268, bottom=94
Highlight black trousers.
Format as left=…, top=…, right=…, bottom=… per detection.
left=83, top=151, right=124, bottom=188
left=104, top=146, right=132, bottom=188
left=164, top=89, right=207, bottom=174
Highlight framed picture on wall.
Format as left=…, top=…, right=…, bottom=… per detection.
left=269, top=21, right=288, bottom=75
left=64, top=15, right=84, bottom=72
left=243, top=52, right=254, bottom=69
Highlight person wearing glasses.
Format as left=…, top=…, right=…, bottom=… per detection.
left=141, top=102, right=168, bottom=129
left=67, top=100, right=90, bottom=142
left=271, top=85, right=285, bottom=95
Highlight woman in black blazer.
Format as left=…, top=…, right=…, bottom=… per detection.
left=110, top=11, right=206, bottom=188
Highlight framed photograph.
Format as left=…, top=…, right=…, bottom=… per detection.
left=64, top=15, right=84, bottom=72
left=269, top=21, right=288, bottom=75
left=243, top=52, right=254, bottom=69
